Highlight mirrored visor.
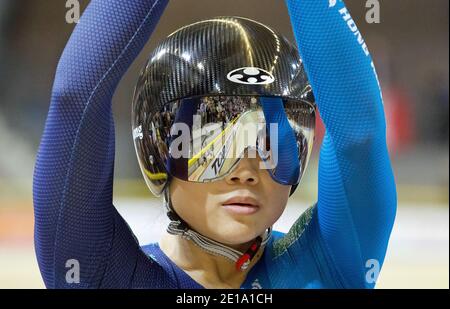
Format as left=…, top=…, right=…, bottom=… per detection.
left=134, top=95, right=315, bottom=186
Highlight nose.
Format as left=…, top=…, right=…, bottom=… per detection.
left=225, top=157, right=260, bottom=186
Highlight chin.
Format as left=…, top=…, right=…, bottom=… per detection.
left=206, top=219, right=265, bottom=246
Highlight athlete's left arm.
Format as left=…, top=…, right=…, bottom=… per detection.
left=285, top=0, right=397, bottom=288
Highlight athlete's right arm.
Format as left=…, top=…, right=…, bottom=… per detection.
left=33, top=0, right=170, bottom=288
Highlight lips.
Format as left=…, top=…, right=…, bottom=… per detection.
left=222, top=196, right=260, bottom=215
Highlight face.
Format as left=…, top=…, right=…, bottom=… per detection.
left=169, top=156, right=291, bottom=247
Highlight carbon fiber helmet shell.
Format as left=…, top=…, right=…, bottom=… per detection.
left=132, top=16, right=315, bottom=196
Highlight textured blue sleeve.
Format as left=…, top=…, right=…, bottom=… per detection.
left=285, top=0, right=397, bottom=288
left=32, top=0, right=175, bottom=288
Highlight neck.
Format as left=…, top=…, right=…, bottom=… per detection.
left=159, top=233, right=265, bottom=289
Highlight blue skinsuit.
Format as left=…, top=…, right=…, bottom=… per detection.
left=33, top=0, right=397, bottom=288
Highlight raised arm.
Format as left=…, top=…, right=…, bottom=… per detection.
left=285, top=0, right=397, bottom=287
left=33, top=0, right=169, bottom=288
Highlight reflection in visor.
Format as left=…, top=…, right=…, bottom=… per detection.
left=187, top=110, right=276, bottom=182
left=134, top=96, right=315, bottom=186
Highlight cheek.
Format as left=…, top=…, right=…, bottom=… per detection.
left=265, top=193, right=289, bottom=224
left=170, top=182, right=204, bottom=220
left=169, top=181, right=219, bottom=231
left=259, top=178, right=291, bottom=224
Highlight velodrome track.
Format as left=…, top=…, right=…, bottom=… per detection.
left=0, top=197, right=447, bottom=289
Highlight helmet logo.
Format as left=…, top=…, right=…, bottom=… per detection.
left=227, top=67, right=275, bottom=85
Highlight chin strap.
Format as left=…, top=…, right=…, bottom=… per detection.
left=163, top=189, right=272, bottom=271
